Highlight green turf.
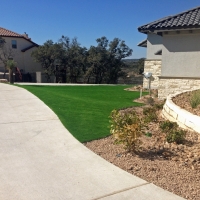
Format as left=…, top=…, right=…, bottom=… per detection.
left=19, top=85, right=145, bottom=142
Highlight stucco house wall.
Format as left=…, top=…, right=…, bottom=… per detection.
left=0, top=37, right=41, bottom=74
left=162, top=30, right=200, bottom=77
left=22, top=46, right=41, bottom=73
left=146, top=33, right=162, bottom=59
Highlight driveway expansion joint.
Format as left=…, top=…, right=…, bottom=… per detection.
left=92, top=182, right=150, bottom=200
left=0, top=118, right=59, bottom=125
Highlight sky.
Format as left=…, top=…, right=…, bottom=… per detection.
left=2, top=0, right=200, bottom=59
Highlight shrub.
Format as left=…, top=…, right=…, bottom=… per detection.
left=160, top=120, right=186, bottom=144
left=146, top=97, right=154, bottom=105
left=143, top=107, right=158, bottom=123
left=190, top=90, right=200, bottom=108
left=110, top=109, right=142, bottom=151
left=145, top=132, right=152, bottom=137
left=166, top=129, right=186, bottom=144
left=159, top=121, right=178, bottom=132
left=153, top=103, right=164, bottom=110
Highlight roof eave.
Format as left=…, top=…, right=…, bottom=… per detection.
left=137, top=39, right=147, bottom=47
left=139, top=25, right=200, bottom=34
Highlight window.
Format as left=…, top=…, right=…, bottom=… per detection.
left=12, top=40, right=17, bottom=49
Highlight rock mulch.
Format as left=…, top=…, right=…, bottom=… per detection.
left=173, top=90, right=200, bottom=116
left=84, top=89, right=200, bottom=200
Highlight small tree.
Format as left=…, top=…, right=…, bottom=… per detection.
left=0, top=37, right=15, bottom=78
left=6, top=60, right=17, bottom=84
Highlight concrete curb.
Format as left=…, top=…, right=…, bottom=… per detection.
left=162, top=90, right=200, bottom=134
left=0, top=83, right=185, bottom=200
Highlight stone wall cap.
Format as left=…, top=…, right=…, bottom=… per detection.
left=159, top=76, right=200, bottom=80
left=145, top=59, right=162, bottom=61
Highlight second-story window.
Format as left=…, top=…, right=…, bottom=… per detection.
left=12, top=40, right=17, bottom=49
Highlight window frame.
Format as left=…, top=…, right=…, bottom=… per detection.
left=11, top=40, right=17, bottom=49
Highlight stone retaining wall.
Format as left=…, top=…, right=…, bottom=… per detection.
left=143, top=59, right=161, bottom=89
left=158, top=77, right=200, bottom=99
left=162, top=91, right=200, bottom=134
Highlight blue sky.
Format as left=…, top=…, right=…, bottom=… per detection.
left=2, top=0, right=200, bottom=58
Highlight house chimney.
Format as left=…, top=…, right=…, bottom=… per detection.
left=23, top=32, right=31, bottom=40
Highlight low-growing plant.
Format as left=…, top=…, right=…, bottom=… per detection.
left=110, top=109, right=142, bottom=151
left=190, top=90, right=200, bottom=108
left=146, top=97, right=154, bottom=105
left=159, top=121, right=178, bottom=132
left=166, top=129, right=186, bottom=144
left=145, top=132, right=152, bottom=137
left=143, top=107, right=158, bottom=123
left=153, top=103, right=164, bottom=110
left=160, top=120, right=186, bottom=144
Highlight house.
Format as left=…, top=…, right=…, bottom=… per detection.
left=138, top=6, right=200, bottom=99
left=0, top=27, right=42, bottom=82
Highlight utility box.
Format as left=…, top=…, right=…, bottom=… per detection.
left=36, top=72, right=41, bottom=83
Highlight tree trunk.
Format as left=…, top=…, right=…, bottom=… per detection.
left=9, top=68, right=14, bottom=84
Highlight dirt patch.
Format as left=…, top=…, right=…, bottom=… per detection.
left=84, top=89, right=200, bottom=200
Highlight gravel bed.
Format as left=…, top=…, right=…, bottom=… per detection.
left=84, top=91, right=200, bottom=200
left=173, top=90, right=200, bottom=116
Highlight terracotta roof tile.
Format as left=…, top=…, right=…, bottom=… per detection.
left=0, top=27, right=24, bottom=37
left=138, top=6, right=200, bottom=33
left=0, top=27, right=39, bottom=46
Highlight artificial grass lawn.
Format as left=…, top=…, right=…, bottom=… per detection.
left=19, top=85, right=144, bottom=142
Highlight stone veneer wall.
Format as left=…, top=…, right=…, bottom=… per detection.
left=143, top=59, right=161, bottom=89
left=158, top=77, right=200, bottom=99
left=162, top=91, right=200, bottom=134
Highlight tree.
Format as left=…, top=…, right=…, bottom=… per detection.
left=87, top=37, right=133, bottom=84
left=6, top=59, right=17, bottom=84
left=58, top=36, right=87, bottom=83
left=31, top=40, right=66, bottom=82
left=87, top=45, right=109, bottom=84
left=0, top=37, right=15, bottom=78
left=106, top=38, right=133, bottom=83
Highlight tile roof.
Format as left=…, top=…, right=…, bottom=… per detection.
left=0, top=27, right=24, bottom=37
left=0, top=27, right=38, bottom=46
left=138, top=6, right=200, bottom=33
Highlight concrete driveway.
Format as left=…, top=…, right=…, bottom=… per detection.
left=0, top=83, right=185, bottom=200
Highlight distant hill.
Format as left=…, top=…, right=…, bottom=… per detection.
left=122, top=59, right=140, bottom=63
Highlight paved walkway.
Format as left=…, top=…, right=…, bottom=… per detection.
left=0, top=83, right=185, bottom=200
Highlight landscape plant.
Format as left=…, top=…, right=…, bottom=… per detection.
left=6, top=59, right=17, bottom=84
left=110, top=109, right=142, bottom=151
left=143, top=106, right=158, bottom=123
left=160, top=120, right=186, bottom=144
left=190, top=90, right=200, bottom=108
left=0, top=36, right=15, bottom=78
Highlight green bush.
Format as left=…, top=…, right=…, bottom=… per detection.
left=110, top=109, right=142, bottom=151
left=190, top=90, right=200, bottom=108
left=160, top=120, right=186, bottom=144
left=143, top=107, right=158, bottom=123
left=159, top=121, right=178, bottom=132
left=153, top=103, right=164, bottom=110
left=166, top=129, right=186, bottom=144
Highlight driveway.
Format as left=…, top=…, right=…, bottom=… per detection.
left=0, top=83, right=185, bottom=200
